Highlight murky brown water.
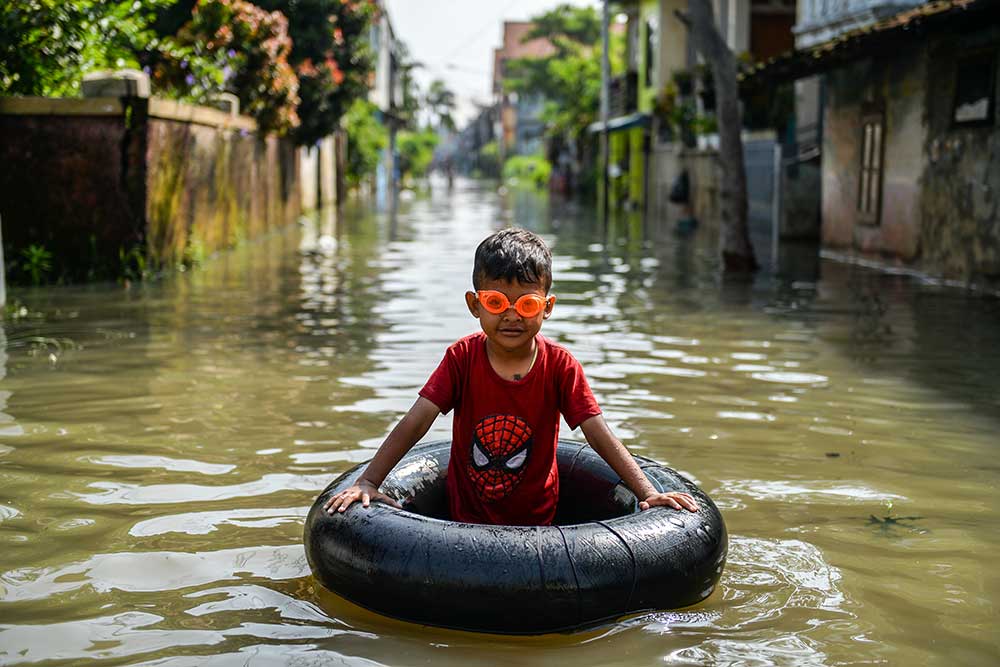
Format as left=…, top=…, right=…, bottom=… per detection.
left=1, top=181, right=998, bottom=666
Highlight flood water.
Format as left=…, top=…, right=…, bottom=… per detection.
left=1, top=180, right=998, bottom=666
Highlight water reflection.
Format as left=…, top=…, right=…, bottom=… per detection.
left=0, top=180, right=997, bottom=665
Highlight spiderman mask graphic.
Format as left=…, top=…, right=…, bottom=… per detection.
left=468, top=414, right=533, bottom=502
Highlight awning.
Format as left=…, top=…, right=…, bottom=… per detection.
left=587, top=111, right=651, bottom=134
left=739, top=0, right=995, bottom=89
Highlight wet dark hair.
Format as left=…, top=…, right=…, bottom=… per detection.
left=472, top=228, right=552, bottom=292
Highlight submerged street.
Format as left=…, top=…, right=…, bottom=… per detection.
left=1, top=181, right=998, bottom=665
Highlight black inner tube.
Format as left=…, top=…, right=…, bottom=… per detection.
left=305, top=440, right=727, bottom=634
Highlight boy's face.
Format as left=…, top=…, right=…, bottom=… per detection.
left=465, top=278, right=554, bottom=355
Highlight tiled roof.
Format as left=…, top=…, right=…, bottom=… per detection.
left=502, top=22, right=557, bottom=60
left=492, top=22, right=557, bottom=91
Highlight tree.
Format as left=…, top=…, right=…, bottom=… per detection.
left=155, top=0, right=300, bottom=134
left=502, top=5, right=604, bottom=192
left=254, top=0, right=376, bottom=146
left=0, top=1, right=301, bottom=134
left=396, top=129, right=439, bottom=183
left=425, top=79, right=456, bottom=132
left=1, top=0, right=176, bottom=96
left=677, top=0, right=757, bottom=272
left=343, top=98, right=388, bottom=188
left=393, top=42, right=423, bottom=131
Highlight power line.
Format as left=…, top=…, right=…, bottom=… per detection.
left=439, top=0, right=526, bottom=64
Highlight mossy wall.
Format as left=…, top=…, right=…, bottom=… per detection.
left=0, top=100, right=148, bottom=282
left=919, top=25, right=1000, bottom=285
left=145, top=113, right=300, bottom=272
left=822, top=24, right=1000, bottom=287
left=0, top=97, right=301, bottom=284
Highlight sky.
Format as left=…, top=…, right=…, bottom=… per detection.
left=382, top=0, right=597, bottom=127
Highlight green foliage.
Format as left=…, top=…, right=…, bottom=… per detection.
left=19, top=244, right=53, bottom=286
left=256, top=0, right=376, bottom=146
left=478, top=141, right=500, bottom=178
left=503, top=5, right=601, bottom=144
left=527, top=7, right=600, bottom=45
left=343, top=99, right=388, bottom=188
left=0, top=1, right=302, bottom=135
left=426, top=79, right=456, bottom=132
left=0, top=0, right=176, bottom=96
left=2, top=0, right=379, bottom=143
left=502, top=155, right=552, bottom=190
left=655, top=83, right=717, bottom=147
left=397, top=130, right=439, bottom=183
left=394, top=42, right=422, bottom=131
left=118, top=245, right=149, bottom=283
left=153, top=0, right=300, bottom=134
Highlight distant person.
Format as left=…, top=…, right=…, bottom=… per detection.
left=324, top=228, right=698, bottom=525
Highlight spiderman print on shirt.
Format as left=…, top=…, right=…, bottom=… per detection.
left=468, top=414, right=533, bottom=502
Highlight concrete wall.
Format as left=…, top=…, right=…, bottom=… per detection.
left=657, top=0, right=689, bottom=87
left=781, top=157, right=822, bottom=239
left=0, top=98, right=148, bottom=279
left=822, top=48, right=926, bottom=261
left=318, top=136, right=337, bottom=206
left=0, top=97, right=302, bottom=282
left=144, top=102, right=299, bottom=269
left=822, top=25, right=1000, bottom=287
left=648, top=140, right=720, bottom=229
left=300, top=145, right=319, bottom=213
left=919, top=25, right=1000, bottom=284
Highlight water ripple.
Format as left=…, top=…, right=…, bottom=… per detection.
left=73, top=474, right=331, bottom=505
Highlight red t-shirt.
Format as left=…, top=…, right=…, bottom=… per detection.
left=418, top=332, right=601, bottom=526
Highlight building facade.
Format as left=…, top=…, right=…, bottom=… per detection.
left=751, top=0, right=1000, bottom=287
left=603, top=0, right=795, bottom=236
left=492, top=22, right=557, bottom=161
left=370, top=4, right=404, bottom=207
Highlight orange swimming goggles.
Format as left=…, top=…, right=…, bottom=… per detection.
left=476, top=290, right=555, bottom=318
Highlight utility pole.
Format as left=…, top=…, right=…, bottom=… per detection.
left=600, top=0, right=610, bottom=226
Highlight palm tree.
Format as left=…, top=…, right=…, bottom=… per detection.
left=426, top=78, right=456, bottom=132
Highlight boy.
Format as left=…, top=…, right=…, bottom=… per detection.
left=324, top=228, right=698, bottom=524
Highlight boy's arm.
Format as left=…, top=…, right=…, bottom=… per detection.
left=579, top=414, right=698, bottom=512
left=323, top=396, right=440, bottom=514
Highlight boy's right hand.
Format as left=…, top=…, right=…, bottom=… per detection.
left=323, top=479, right=402, bottom=515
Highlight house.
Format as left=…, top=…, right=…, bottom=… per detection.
left=597, top=0, right=796, bottom=227
left=492, top=22, right=557, bottom=162
left=744, top=0, right=1000, bottom=287
left=370, top=3, right=405, bottom=207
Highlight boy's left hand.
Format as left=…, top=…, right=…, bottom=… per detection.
left=639, top=491, right=699, bottom=512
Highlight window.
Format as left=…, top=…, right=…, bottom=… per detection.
left=952, top=50, right=997, bottom=126
left=858, top=112, right=884, bottom=224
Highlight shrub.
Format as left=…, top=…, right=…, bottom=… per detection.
left=502, top=155, right=552, bottom=189
left=397, top=130, right=439, bottom=183
left=153, top=0, right=299, bottom=134
left=343, top=99, right=388, bottom=188
left=478, top=141, right=500, bottom=178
